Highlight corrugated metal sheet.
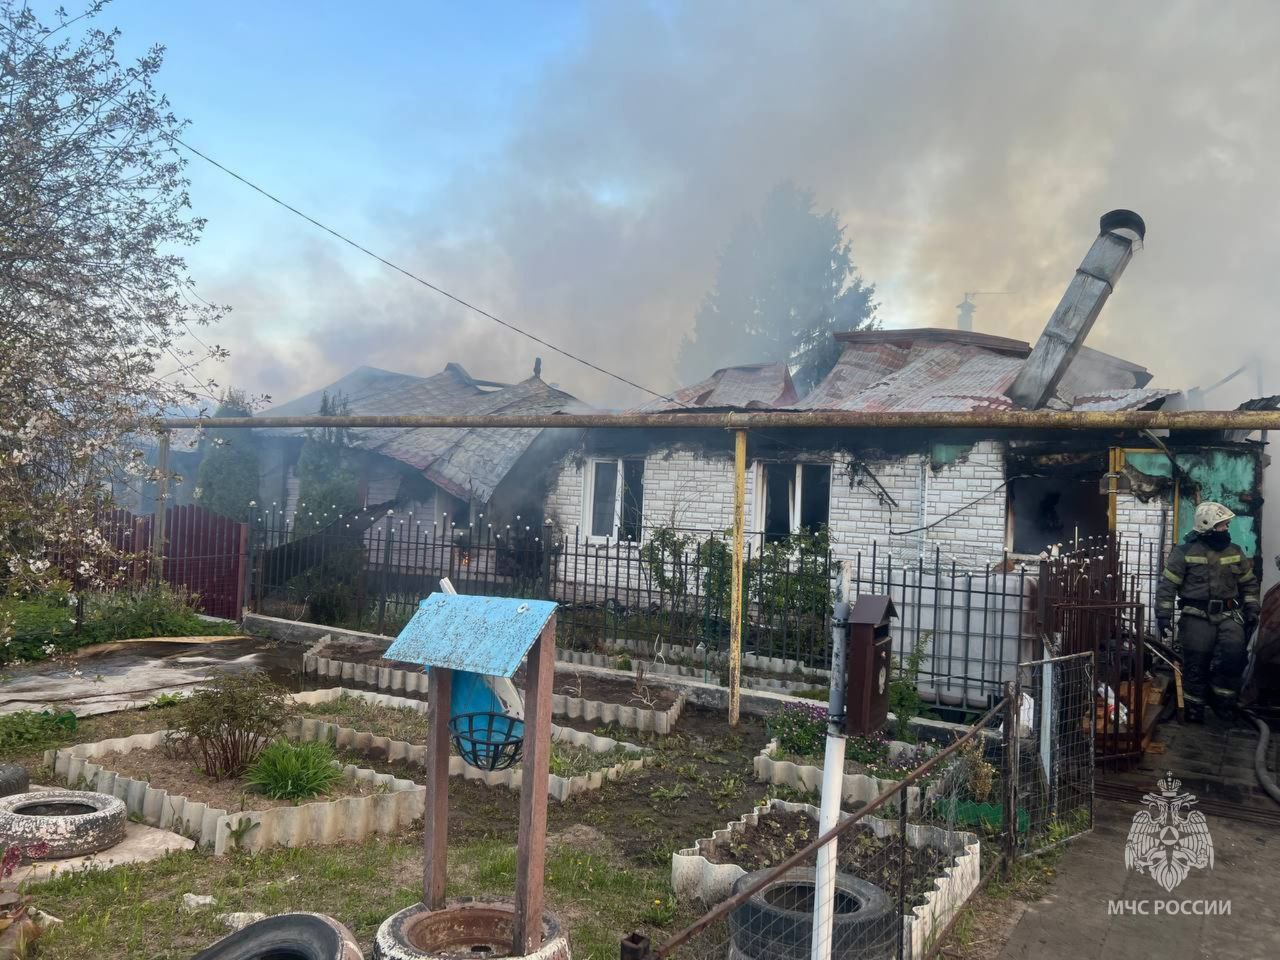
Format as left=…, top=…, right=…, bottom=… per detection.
left=385, top=592, right=558, bottom=676
left=633, top=362, right=797, bottom=412
left=266, top=365, right=586, bottom=503
left=793, top=329, right=1165, bottom=413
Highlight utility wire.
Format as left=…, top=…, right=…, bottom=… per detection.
left=169, top=137, right=682, bottom=407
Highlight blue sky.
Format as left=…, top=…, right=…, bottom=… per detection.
left=105, top=2, right=585, bottom=269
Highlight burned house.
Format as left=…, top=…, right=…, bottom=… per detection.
left=544, top=211, right=1268, bottom=619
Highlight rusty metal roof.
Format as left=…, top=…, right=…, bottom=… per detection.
left=631, top=362, right=798, bottom=412
left=385, top=592, right=558, bottom=677
left=794, top=328, right=1163, bottom=413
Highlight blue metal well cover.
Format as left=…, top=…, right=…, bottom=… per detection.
left=384, top=593, right=558, bottom=678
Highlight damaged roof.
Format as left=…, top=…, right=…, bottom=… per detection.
left=632, top=361, right=798, bottom=412
left=793, top=328, right=1174, bottom=413
left=266, top=364, right=586, bottom=503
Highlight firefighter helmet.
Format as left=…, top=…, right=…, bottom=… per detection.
left=1193, top=501, right=1235, bottom=533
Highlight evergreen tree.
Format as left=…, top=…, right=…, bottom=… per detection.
left=293, top=391, right=358, bottom=535
left=677, top=182, right=878, bottom=393
left=194, top=390, right=259, bottom=521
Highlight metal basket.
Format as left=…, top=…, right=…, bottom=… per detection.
left=448, top=712, right=526, bottom=771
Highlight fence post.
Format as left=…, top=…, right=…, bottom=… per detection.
left=1002, top=679, right=1021, bottom=879
left=149, top=430, right=171, bottom=584
left=377, top=523, right=395, bottom=636
left=542, top=519, right=554, bottom=600
left=244, top=505, right=258, bottom=615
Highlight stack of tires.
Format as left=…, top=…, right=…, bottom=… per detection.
left=728, top=868, right=896, bottom=960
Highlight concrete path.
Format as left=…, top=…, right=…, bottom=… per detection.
left=999, top=799, right=1280, bottom=959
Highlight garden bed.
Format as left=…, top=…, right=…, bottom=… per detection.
left=44, top=731, right=422, bottom=856
left=304, top=637, right=688, bottom=733
left=672, top=798, right=980, bottom=959
left=291, top=688, right=654, bottom=802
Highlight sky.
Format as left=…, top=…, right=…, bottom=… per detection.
left=83, top=0, right=1280, bottom=413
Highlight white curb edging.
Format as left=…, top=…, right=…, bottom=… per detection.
left=44, top=732, right=423, bottom=857
left=671, top=798, right=980, bottom=960
left=303, top=640, right=688, bottom=733
left=753, top=738, right=928, bottom=810
left=292, top=687, right=653, bottom=802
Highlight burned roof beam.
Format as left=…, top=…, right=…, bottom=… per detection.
left=159, top=409, right=1280, bottom=431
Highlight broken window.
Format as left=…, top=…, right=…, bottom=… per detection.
left=585, top=458, right=644, bottom=540
left=1008, top=464, right=1109, bottom=555
left=757, top=462, right=831, bottom=541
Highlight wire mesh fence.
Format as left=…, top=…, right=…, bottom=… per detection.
left=628, top=655, right=1095, bottom=960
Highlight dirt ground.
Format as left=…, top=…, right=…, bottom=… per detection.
left=88, top=745, right=384, bottom=813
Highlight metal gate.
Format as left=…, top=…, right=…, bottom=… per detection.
left=1037, top=534, right=1148, bottom=766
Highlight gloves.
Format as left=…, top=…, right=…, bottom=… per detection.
left=1244, top=609, right=1259, bottom=639
left=1156, top=616, right=1172, bottom=638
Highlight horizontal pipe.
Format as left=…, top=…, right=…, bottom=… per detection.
left=158, top=409, right=1280, bottom=431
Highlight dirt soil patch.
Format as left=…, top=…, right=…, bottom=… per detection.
left=89, top=746, right=384, bottom=813
left=512, top=669, right=680, bottom=711
left=298, top=695, right=430, bottom=742
left=315, top=637, right=399, bottom=669
left=702, top=809, right=957, bottom=909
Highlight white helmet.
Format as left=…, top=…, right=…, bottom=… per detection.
left=1193, top=501, right=1235, bottom=533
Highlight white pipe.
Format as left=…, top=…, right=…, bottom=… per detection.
left=811, top=598, right=850, bottom=960
left=810, top=730, right=846, bottom=960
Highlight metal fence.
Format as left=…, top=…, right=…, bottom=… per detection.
left=627, top=659, right=1094, bottom=960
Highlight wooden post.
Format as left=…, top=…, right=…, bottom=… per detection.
left=1001, top=681, right=1019, bottom=880
left=514, top=619, right=556, bottom=954
left=150, top=431, right=171, bottom=583
left=729, top=429, right=747, bottom=727
left=423, top=665, right=453, bottom=909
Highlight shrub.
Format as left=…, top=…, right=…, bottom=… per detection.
left=769, top=700, right=828, bottom=756
left=0, top=709, right=77, bottom=753
left=889, top=630, right=931, bottom=726
left=244, top=740, right=342, bottom=801
left=167, top=672, right=291, bottom=779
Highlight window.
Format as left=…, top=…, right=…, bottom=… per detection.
left=755, top=463, right=830, bottom=541
left=1007, top=471, right=1108, bottom=555
left=585, top=459, right=644, bottom=540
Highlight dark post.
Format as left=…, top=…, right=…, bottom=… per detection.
left=514, top=619, right=556, bottom=955
left=243, top=505, right=258, bottom=615
left=620, top=931, right=653, bottom=960
left=1001, top=681, right=1020, bottom=880
left=897, top=790, right=908, bottom=960
left=423, top=665, right=453, bottom=909
left=378, top=523, right=395, bottom=635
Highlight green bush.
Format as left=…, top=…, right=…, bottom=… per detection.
left=167, top=672, right=291, bottom=779
left=0, top=709, right=77, bottom=753
left=768, top=701, right=828, bottom=756
left=245, top=740, right=342, bottom=801
left=0, top=584, right=235, bottom=666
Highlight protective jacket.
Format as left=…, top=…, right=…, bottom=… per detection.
left=1156, top=534, right=1260, bottom=622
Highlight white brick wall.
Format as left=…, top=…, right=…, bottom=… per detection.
left=546, top=440, right=1012, bottom=581
left=1114, top=492, right=1173, bottom=609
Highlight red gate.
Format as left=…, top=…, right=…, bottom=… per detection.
left=93, top=505, right=248, bottom=621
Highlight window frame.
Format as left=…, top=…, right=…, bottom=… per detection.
left=752, top=461, right=831, bottom=543
left=583, top=457, right=644, bottom=542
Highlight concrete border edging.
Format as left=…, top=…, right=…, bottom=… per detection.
left=44, top=731, right=423, bottom=856
left=292, top=687, right=653, bottom=803
left=752, top=738, right=928, bottom=810
left=670, top=798, right=980, bottom=959
left=304, top=640, right=688, bottom=734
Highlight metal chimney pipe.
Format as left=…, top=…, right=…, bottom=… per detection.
left=1005, top=209, right=1146, bottom=409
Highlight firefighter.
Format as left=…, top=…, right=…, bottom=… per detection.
left=1156, top=502, right=1260, bottom=722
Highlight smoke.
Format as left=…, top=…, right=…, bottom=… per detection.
left=195, top=0, right=1280, bottom=409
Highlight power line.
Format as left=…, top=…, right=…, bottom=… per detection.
left=169, top=137, right=682, bottom=406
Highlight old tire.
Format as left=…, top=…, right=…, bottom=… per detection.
left=374, top=899, right=570, bottom=959
left=0, top=789, right=126, bottom=859
left=728, top=868, right=896, bottom=960
left=0, top=764, right=28, bottom=798
left=192, top=913, right=363, bottom=960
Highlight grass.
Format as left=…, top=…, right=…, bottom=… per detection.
left=24, top=831, right=675, bottom=960
left=297, top=694, right=430, bottom=742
